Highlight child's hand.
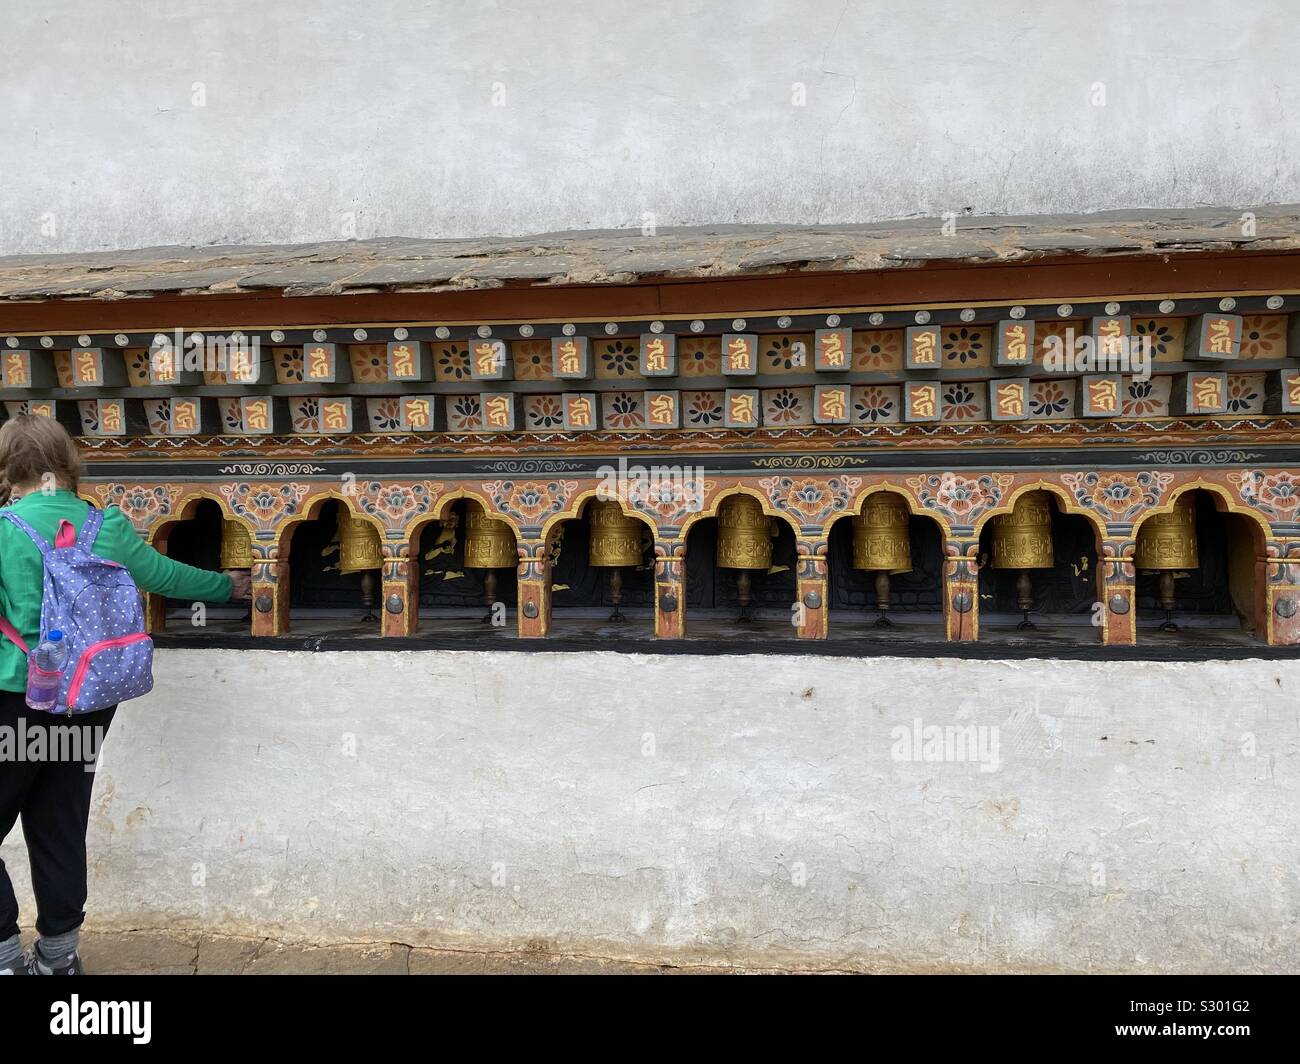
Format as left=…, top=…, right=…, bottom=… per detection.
left=225, top=570, right=252, bottom=602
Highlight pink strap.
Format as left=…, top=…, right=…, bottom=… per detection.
left=55, top=520, right=76, bottom=549
left=0, top=617, right=29, bottom=655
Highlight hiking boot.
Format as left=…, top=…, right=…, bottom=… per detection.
left=31, top=949, right=82, bottom=975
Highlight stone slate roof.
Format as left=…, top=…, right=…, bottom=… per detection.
left=1, top=205, right=1297, bottom=302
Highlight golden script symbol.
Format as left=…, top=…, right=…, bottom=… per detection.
left=1207, top=318, right=1234, bottom=355
left=406, top=398, right=430, bottom=429
left=727, top=337, right=752, bottom=371
left=1090, top=379, right=1118, bottom=412
left=649, top=395, right=675, bottom=424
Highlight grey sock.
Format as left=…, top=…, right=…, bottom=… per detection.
left=36, top=929, right=79, bottom=961
left=0, top=933, right=22, bottom=968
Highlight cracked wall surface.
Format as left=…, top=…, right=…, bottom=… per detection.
left=1, top=0, right=1298, bottom=255
left=6, top=649, right=1298, bottom=972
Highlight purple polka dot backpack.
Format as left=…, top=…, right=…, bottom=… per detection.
left=0, top=507, right=154, bottom=714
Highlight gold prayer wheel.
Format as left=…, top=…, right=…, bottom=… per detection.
left=336, top=513, right=382, bottom=623
left=988, top=490, right=1054, bottom=629
left=463, top=503, right=516, bottom=569
left=716, top=495, right=776, bottom=570
left=588, top=500, right=646, bottom=622
left=852, top=493, right=912, bottom=574
left=1135, top=494, right=1199, bottom=570
left=990, top=491, right=1055, bottom=570
left=717, top=494, right=778, bottom=623
left=1136, top=493, right=1199, bottom=632
left=338, top=516, right=383, bottom=574
left=852, top=492, right=912, bottom=627
left=219, top=520, right=253, bottom=570
left=588, top=501, right=644, bottom=568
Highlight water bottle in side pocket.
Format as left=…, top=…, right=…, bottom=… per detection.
left=27, top=631, right=69, bottom=712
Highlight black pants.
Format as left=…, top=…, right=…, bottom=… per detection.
left=0, top=690, right=115, bottom=941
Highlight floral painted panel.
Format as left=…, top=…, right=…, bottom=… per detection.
left=216, top=398, right=242, bottom=433
left=1132, top=318, right=1185, bottom=364
left=348, top=344, right=390, bottom=383
left=1028, top=379, right=1076, bottom=419
left=77, top=400, right=99, bottom=434
left=444, top=394, right=481, bottom=432
left=123, top=348, right=151, bottom=386
left=1226, top=372, right=1266, bottom=414
left=681, top=389, right=724, bottom=427
left=1033, top=320, right=1085, bottom=365
left=366, top=397, right=402, bottom=432
left=433, top=341, right=472, bottom=382
left=678, top=337, right=721, bottom=377
left=289, top=397, right=321, bottom=434
left=595, top=339, right=642, bottom=381
left=523, top=394, right=565, bottom=430
left=272, top=346, right=304, bottom=384
left=143, top=399, right=170, bottom=435
left=601, top=391, right=646, bottom=429
left=760, top=333, right=812, bottom=374
left=943, top=326, right=991, bottom=369
left=512, top=340, right=553, bottom=381
left=941, top=382, right=986, bottom=421
left=53, top=351, right=74, bottom=388
left=761, top=387, right=813, bottom=426
left=1240, top=315, right=1286, bottom=359
left=1121, top=375, right=1172, bottom=417
left=852, top=330, right=903, bottom=372
left=850, top=385, right=901, bottom=424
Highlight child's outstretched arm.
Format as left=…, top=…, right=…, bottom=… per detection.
left=99, top=507, right=240, bottom=602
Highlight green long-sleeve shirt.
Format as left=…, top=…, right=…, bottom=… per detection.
left=0, top=489, right=232, bottom=692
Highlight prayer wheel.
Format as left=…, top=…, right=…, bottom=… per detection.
left=219, top=519, right=253, bottom=570
left=588, top=501, right=645, bottom=622
left=1135, top=493, right=1199, bottom=631
left=853, top=493, right=912, bottom=626
left=338, top=514, right=383, bottom=622
left=463, top=502, right=516, bottom=620
left=989, top=490, right=1054, bottom=628
left=463, top=503, right=516, bottom=569
left=717, top=495, right=778, bottom=621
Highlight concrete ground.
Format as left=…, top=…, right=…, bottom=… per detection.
left=31, top=931, right=755, bottom=975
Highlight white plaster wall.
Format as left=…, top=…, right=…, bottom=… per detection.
left=6, top=649, right=1298, bottom=971
left=1, top=0, right=1297, bottom=255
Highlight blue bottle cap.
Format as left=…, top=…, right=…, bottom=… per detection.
left=49, top=630, right=63, bottom=641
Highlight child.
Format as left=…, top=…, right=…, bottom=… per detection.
left=0, top=414, right=250, bottom=974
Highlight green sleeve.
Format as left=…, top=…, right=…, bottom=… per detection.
left=99, top=507, right=233, bottom=603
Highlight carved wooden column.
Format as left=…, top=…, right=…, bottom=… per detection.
left=794, top=549, right=828, bottom=639
left=1264, top=550, right=1300, bottom=645
left=1100, top=542, right=1137, bottom=645
left=144, top=523, right=174, bottom=633
left=517, top=540, right=551, bottom=638
left=250, top=559, right=290, bottom=636
left=654, top=544, right=687, bottom=638
left=144, top=592, right=167, bottom=634
left=943, top=544, right=979, bottom=642
left=381, top=552, right=418, bottom=637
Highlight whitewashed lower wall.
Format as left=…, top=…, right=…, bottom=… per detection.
left=7, top=650, right=1299, bottom=972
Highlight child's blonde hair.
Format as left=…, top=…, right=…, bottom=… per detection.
left=0, top=414, right=84, bottom=504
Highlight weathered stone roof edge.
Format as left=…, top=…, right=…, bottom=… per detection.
left=1, top=205, right=1297, bottom=302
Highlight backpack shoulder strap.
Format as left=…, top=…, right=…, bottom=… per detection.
left=76, top=505, right=105, bottom=551
left=0, top=511, right=53, bottom=559
left=0, top=617, right=30, bottom=655
left=0, top=511, right=46, bottom=655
